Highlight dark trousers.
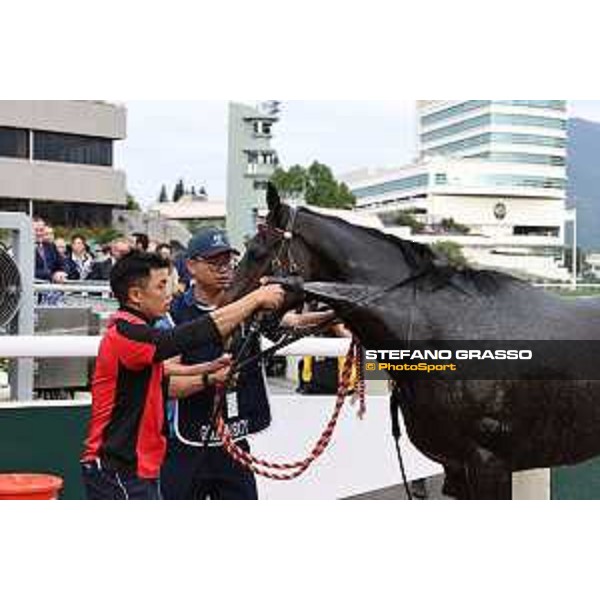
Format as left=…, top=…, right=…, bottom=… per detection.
left=81, top=461, right=161, bottom=500
left=160, top=439, right=258, bottom=500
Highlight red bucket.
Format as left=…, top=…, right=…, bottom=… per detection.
left=0, top=474, right=63, bottom=500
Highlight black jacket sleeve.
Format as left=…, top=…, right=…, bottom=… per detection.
left=116, top=315, right=222, bottom=363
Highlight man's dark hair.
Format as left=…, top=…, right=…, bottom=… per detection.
left=110, top=250, right=170, bottom=306
left=133, top=233, right=150, bottom=251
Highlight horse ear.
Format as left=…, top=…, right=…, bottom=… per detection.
left=267, top=182, right=281, bottom=213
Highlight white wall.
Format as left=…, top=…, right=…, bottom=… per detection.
left=0, top=158, right=126, bottom=205
left=0, top=101, right=126, bottom=139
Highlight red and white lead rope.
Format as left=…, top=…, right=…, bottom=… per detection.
left=214, top=338, right=365, bottom=481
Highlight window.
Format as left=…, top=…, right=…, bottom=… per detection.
left=513, top=226, right=560, bottom=237
left=421, top=100, right=566, bottom=128
left=422, top=114, right=491, bottom=143
left=253, top=121, right=272, bottom=136
left=352, top=174, right=429, bottom=199
left=461, top=173, right=566, bottom=190
left=495, top=101, right=566, bottom=111
left=422, top=113, right=566, bottom=144
left=0, top=127, right=29, bottom=159
left=33, top=131, right=113, bottom=166
left=421, top=101, right=490, bottom=126
left=468, top=152, right=566, bottom=166
left=425, top=132, right=566, bottom=156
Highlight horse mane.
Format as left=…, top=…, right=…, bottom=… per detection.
left=301, top=206, right=523, bottom=296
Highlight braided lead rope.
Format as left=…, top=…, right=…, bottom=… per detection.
left=216, top=341, right=357, bottom=475
left=215, top=339, right=364, bottom=481
left=355, top=346, right=367, bottom=420
left=347, top=343, right=366, bottom=420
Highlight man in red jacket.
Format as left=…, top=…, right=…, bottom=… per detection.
left=81, top=251, right=284, bottom=500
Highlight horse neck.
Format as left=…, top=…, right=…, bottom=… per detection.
left=299, top=213, right=416, bottom=284
left=327, top=287, right=423, bottom=348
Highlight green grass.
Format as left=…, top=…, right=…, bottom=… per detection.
left=550, top=287, right=600, bottom=298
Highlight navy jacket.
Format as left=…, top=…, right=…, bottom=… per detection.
left=169, top=289, right=273, bottom=446
left=35, top=242, right=65, bottom=281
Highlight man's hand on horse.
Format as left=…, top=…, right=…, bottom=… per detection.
left=254, top=283, right=286, bottom=311
left=259, top=276, right=305, bottom=311
left=282, top=309, right=337, bottom=331
left=260, top=275, right=304, bottom=294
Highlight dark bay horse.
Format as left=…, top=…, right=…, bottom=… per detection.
left=229, top=187, right=600, bottom=499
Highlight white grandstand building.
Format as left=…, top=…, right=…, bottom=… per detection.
left=342, top=100, right=572, bottom=281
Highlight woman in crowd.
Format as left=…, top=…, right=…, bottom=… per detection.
left=65, top=234, right=94, bottom=280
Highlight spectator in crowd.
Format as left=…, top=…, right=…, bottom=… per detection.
left=43, top=225, right=55, bottom=244
left=54, top=237, right=68, bottom=260
left=133, top=232, right=149, bottom=252
left=167, top=240, right=190, bottom=291
left=88, top=237, right=132, bottom=281
left=155, top=243, right=180, bottom=296
left=33, top=217, right=67, bottom=283
left=64, top=234, right=94, bottom=280
left=156, top=243, right=171, bottom=261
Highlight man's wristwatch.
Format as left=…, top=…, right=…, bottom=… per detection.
left=202, top=373, right=212, bottom=388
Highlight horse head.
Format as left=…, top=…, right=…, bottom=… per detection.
left=227, top=183, right=328, bottom=303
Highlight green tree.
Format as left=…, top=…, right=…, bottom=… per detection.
left=173, top=179, right=185, bottom=202
left=158, top=185, right=168, bottom=204
left=272, top=165, right=307, bottom=199
left=385, top=210, right=425, bottom=233
left=430, top=241, right=469, bottom=269
left=440, top=218, right=470, bottom=235
left=271, top=161, right=355, bottom=209
left=126, top=192, right=141, bottom=211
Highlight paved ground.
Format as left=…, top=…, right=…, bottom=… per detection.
left=268, top=374, right=451, bottom=500
left=349, top=475, right=450, bottom=500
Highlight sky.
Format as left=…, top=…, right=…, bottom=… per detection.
left=115, top=101, right=600, bottom=208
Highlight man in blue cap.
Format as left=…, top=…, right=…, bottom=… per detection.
left=160, top=227, right=270, bottom=499
left=161, top=227, right=338, bottom=499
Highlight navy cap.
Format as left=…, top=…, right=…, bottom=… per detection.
left=187, top=228, right=239, bottom=259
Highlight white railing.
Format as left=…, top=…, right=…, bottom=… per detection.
left=0, top=335, right=351, bottom=359
left=534, top=283, right=600, bottom=289
left=34, top=282, right=112, bottom=295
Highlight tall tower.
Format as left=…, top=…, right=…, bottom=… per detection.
left=417, top=100, right=567, bottom=199
left=226, top=102, right=279, bottom=250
